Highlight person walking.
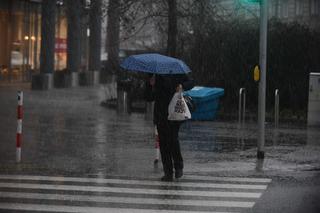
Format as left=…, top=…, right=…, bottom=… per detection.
left=145, top=74, right=194, bottom=181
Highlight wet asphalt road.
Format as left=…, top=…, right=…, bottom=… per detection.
left=252, top=172, right=320, bottom=213
left=0, top=82, right=319, bottom=213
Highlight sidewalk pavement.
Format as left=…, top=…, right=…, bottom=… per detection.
left=0, top=82, right=319, bottom=179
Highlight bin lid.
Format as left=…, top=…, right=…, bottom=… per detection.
left=184, top=86, right=224, bottom=99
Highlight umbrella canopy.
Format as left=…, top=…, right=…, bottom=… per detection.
left=120, top=53, right=191, bottom=74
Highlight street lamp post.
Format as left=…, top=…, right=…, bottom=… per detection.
left=241, top=0, right=268, bottom=159
left=257, top=0, right=268, bottom=159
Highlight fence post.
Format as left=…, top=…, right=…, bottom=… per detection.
left=16, top=91, right=23, bottom=163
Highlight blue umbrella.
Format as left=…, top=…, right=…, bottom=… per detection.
left=120, top=53, right=191, bottom=74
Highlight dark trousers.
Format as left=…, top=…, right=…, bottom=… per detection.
left=157, top=120, right=183, bottom=175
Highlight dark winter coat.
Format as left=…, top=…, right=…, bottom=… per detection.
left=145, top=74, right=194, bottom=125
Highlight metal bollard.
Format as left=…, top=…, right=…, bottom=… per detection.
left=238, top=88, right=246, bottom=149
left=239, top=88, right=246, bottom=128
left=117, top=90, right=128, bottom=113
left=274, top=89, right=279, bottom=128
left=16, top=91, right=23, bottom=163
left=154, top=126, right=160, bottom=164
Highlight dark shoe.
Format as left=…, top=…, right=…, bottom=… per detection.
left=175, top=169, right=183, bottom=179
left=161, top=175, right=173, bottom=182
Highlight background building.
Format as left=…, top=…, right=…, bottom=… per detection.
left=216, top=0, right=320, bottom=31
left=0, top=0, right=41, bottom=82
left=0, top=0, right=67, bottom=83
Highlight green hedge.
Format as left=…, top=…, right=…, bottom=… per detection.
left=179, top=19, right=320, bottom=118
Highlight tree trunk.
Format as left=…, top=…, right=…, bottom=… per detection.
left=166, top=0, right=177, bottom=57
left=6, top=1, right=13, bottom=80
left=66, top=0, right=81, bottom=73
left=89, top=0, right=102, bottom=72
left=106, top=0, right=120, bottom=72
left=193, top=1, right=206, bottom=74
left=39, top=0, right=56, bottom=74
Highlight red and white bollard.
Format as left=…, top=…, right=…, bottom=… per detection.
left=16, top=91, right=23, bottom=163
left=154, top=126, right=160, bottom=164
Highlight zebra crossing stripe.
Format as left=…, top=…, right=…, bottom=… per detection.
left=0, top=174, right=271, bottom=183
left=0, top=203, right=240, bottom=213
left=0, top=175, right=271, bottom=212
left=185, top=175, right=272, bottom=183
left=0, top=175, right=268, bottom=190
left=0, top=182, right=262, bottom=198
left=0, top=192, right=255, bottom=208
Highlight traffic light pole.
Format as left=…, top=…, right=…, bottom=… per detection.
left=257, top=0, right=268, bottom=159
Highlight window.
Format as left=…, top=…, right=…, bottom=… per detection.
left=270, top=0, right=280, bottom=18
left=281, top=0, right=289, bottom=18
left=310, top=0, right=320, bottom=15
left=295, top=0, right=303, bottom=16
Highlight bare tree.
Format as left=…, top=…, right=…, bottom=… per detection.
left=106, top=0, right=121, bottom=72
left=167, top=0, right=177, bottom=57
left=89, top=0, right=102, bottom=72
left=39, top=0, right=56, bottom=74
left=66, top=0, right=81, bottom=74
left=103, top=0, right=179, bottom=74
left=104, top=0, right=164, bottom=73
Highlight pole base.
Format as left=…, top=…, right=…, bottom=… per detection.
left=16, top=147, right=21, bottom=163
left=257, top=150, right=265, bottom=159
left=31, top=73, right=53, bottom=90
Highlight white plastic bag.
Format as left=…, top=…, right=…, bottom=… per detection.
left=168, top=91, right=191, bottom=121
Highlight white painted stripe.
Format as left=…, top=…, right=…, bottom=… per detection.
left=0, top=175, right=267, bottom=190
left=0, top=182, right=262, bottom=198
left=0, top=192, right=255, bottom=208
left=17, top=119, right=22, bottom=134
left=185, top=175, right=272, bottom=183
left=16, top=148, right=21, bottom=163
left=18, top=92, right=23, bottom=106
left=0, top=203, right=237, bottom=213
left=155, top=147, right=160, bottom=160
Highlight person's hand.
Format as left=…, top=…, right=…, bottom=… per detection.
left=176, top=84, right=183, bottom=92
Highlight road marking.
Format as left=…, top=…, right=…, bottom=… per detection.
left=0, top=174, right=271, bottom=212
left=0, top=175, right=268, bottom=190
left=0, top=192, right=255, bottom=208
left=0, top=182, right=262, bottom=198
left=185, top=175, right=272, bottom=183
left=0, top=203, right=239, bottom=213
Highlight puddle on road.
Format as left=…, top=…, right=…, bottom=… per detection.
left=179, top=123, right=313, bottom=153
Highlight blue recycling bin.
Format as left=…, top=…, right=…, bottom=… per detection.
left=184, top=86, right=224, bottom=120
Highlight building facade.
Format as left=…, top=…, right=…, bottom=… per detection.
left=217, top=0, right=320, bottom=31
left=0, top=0, right=68, bottom=83
left=0, top=0, right=40, bottom=82
left=269, top=0, right=320, bottom=30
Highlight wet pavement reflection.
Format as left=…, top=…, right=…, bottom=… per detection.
left=0, top=83, right=319, bottom=177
